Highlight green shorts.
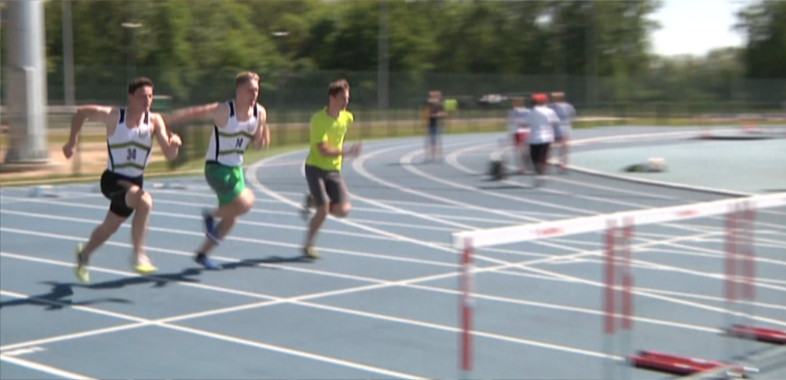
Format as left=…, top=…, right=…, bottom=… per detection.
left=205, top=162, right=245, bottom=205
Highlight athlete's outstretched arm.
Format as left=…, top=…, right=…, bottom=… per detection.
left=62, top=105, right=115, bottom=159
left=152, top=113, right=182, bottom=161
left=165, top=102, right=221, bottom=126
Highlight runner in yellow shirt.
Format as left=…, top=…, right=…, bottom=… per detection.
left=300, top=79, right=361, bottom=259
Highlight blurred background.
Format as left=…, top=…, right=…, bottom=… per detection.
left=1, top=0, right=785, bottom=180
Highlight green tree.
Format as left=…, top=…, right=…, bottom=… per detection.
left=736, top=1, right=786, bottom=78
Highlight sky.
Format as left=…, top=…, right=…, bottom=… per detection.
left=650, top=0, right=748, bottom=56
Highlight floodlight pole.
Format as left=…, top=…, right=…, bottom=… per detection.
left=585, top=2, right=598, bottom=107
left=63, top=0, right=75, bottom=106
left=3, top=0, right=49, bottom=164
left=122, top=22, right=143, bottom=83
left=377, top=1, right=389, bottom=111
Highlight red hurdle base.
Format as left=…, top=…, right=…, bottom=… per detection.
left=729, top=324, right=786, bottom=345
left=629, top=350, right=738, bottom=376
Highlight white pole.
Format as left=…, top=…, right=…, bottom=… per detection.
left=3, top=0, right=49, bottom=164
left=63, top=0, right=75, bottom=107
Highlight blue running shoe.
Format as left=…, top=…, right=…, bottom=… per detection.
left=195, top=253, right=220, bottom=270
left=202, top=210, right=220, bottom=243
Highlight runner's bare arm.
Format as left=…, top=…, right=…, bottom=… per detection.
left=165, top=102, right=221, bottom=126
left=62, top=105, right=116, bottom=159
left=152, top=113, right=182, bottom=161
left=252, top=104, right=269, bottom=150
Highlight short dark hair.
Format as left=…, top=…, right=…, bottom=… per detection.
left=235, top=71, right=260, bottom=88
left=128, top=77, right=154, bottom=94
left=328, top=79, right=350, bottom=97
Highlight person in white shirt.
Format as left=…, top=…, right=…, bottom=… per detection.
left=549, top=92, right=576, bottom=172
left=165, top=71, right=269, bottom=269
left=62, top=77, right=182, bottom=283
left=525, top=93, right=560, bottom=186
left=506, top=97, right=531, bottom=174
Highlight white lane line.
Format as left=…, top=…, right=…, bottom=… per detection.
left=0, top=354, right=97, bottom=380
left=247, top=146, right=786, bottom=326
left=0, top=209, right=457, bottom=268
left=0, top=252, right=623, bottom=364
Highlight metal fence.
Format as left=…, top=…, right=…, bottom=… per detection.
left=35, top=66, right=786, bottom=116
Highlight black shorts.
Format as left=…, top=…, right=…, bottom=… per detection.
left=100, top=170, right=144, bottom=217
left=427, top=123, right=442, bottom=145
left=305, top=164, right=348, bottom=206
left=529, top=143, right=551, bottom=167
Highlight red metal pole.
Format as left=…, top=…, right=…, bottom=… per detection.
left=461, top=238, right=474, bottom=371
left=742, top=207, right=756, bottom=300
left=622, top=219, right=634, bottom=330
left=605, top=220, right=616, bottom=335
left=725, top=208, right=738, bottom=302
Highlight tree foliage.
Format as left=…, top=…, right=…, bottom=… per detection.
left=23, top=0, right=784, bottom=107
left=736, top=0, right=786, bottom=79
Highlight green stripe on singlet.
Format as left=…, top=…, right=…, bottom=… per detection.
left=112, top=162, right=146, bottom=170
left=217, top=149, right=247, bottom=156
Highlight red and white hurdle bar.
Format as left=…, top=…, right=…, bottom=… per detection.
left=453, top=193, right=786, bottom=249
left=452, top=193, right=786, bottom=376
left=721, top=203, right=786, bottom=344
left=728, top=325, right=786, bottom=345
left=631, top=200, right=784, bottom=377
left=629, top=350, right=751, bottom=376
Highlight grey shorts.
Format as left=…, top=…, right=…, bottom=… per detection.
left=305, top=164, right=348, bottom=206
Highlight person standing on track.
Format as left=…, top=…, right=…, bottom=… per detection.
left=525, top=93, right=560, bottom=187
left=165, top=71, right=269, bottom=269
left=299, top=79, right=361, bottom=259
left=507, top=96, right=532, bottom=174
left=424, top=90, right=447, bottom=163
left=62, top=77, right=182, bottom=283
left=548, top=91, right=576, bottom=172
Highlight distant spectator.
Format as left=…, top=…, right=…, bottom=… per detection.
left=525, top=93, right=559, bottom=187
left=507, top=97, right=532, bottom=174
left=424, top=90, right=447, bottom=162
left=548, top=91, right=576, bottom=173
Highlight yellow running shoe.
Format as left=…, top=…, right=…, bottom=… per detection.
left=302, top=246, right=320, bottom=260
left=74, top=243, right=90, bottom=284
left=133, top=262, right=158, bottom=274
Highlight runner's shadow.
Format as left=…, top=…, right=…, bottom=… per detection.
left=477, top=184, right=526, bottom=190
left=79, top=268, right=203, bottom=289
left=0, top=282, right=129, bottom=310
left=219, top=256, right=312, bottom=270
left=0, top=268, right=204, bottom=310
